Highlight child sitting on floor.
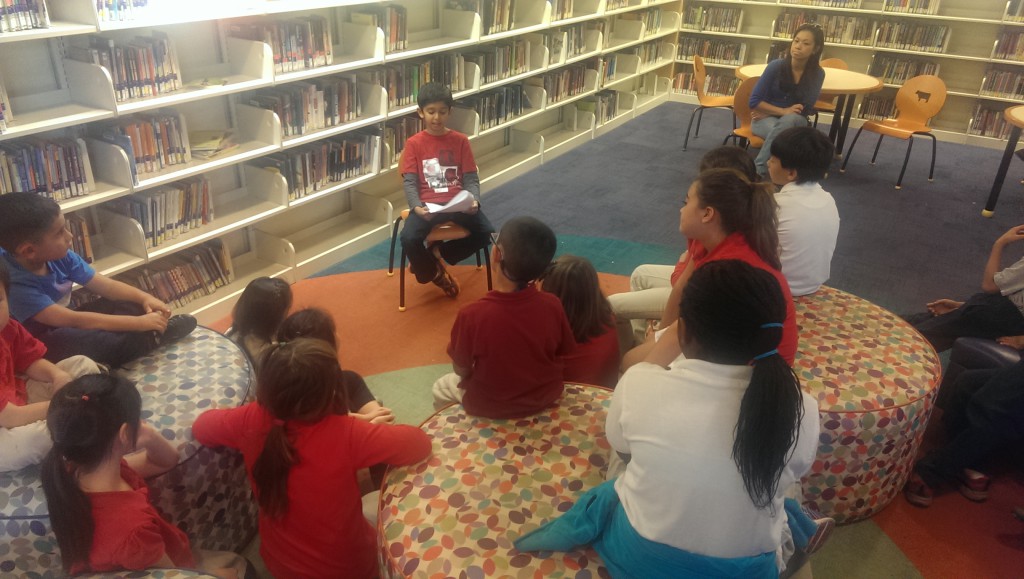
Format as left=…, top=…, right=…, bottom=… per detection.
left=225, top=277, right=292, bottom=365
left=0, top=260, right=100, bottom=472
left=515, top=260, right=820, bottom=578
left=193, top=338, right=431, bottom=579
left=0, top=192, right=196, bottom=368
left=765, top=126, right=839, bottom=296
left=540, top=255, right=619, bottom=388
left=276, top=308, right=394, bottom=424
left=41, top=374, right=247, bottom=576
left=432, top=216, right=575, bottom=418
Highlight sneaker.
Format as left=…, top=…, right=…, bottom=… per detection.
left=803, top=510, right=835, bottom=555
left=161, top=314, right=197, bottom=344
left=432, top=267, right=460, bottom=298
left=904, top=471, right=934, bottom=508
left=958, top=468, right=990, bottom=502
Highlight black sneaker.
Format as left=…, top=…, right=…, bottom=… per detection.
left=161, top=314, right=197, bottom=344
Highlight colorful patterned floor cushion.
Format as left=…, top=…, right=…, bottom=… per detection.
left=0, top=328, right=257, bottom=578
left=795, top=287, right=942, bottom=523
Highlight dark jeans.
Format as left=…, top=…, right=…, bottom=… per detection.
left=28, top=299, right=159, bottom=368
left=909, top=292, right=1024, bottom=352
left=916, top=359, right=1024, bottom=487
left=400, top=210, right=494, bottom=284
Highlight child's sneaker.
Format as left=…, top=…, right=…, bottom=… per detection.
left=161, top=314, right=197, bottom=344
left=958, top=468, right=990, bottom=502
left=433, top=267, right=460, bottom=298
left=904, top=471, right=934, bottom=508
left=802, top=509, right=835, bottom=555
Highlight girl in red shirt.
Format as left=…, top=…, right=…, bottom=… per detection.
left=40, top=374, right=242, bottom=577
left=541, top=255, right=621, bottom=388
left=193, top=338, right=432, bottom=579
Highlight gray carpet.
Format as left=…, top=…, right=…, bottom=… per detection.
left=481, top=101, right=1024, bottom=315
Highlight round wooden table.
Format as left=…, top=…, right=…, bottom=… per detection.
left=794, top=287, right=941, bottom=523
left=982, top=105, right=1024, bottom=216
left=378, top=384, right=612, bottom=578
left=736, top=63, right=883, bottom=156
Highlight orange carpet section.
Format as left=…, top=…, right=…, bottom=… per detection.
left=210, top=267, right=630, bottom=377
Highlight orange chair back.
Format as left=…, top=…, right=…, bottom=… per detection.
left=693, top=54, right=709, bottom=101
left=820, top=58, right=848, bottom=70
left=893, top=75, right=947, bottom=126
left=732, top=76, right=759, bottom=133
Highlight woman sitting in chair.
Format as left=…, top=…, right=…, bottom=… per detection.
left=750, top=23, right=826, bottom=177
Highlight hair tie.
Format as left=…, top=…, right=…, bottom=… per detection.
left=751, top=349, right=778, bottom=363
left=760, top=323, right=783, bottom=329
left=81, top=394, right=90, bottom=402
left=272, top=418, right=285, bottom=427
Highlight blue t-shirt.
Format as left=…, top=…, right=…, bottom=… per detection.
left=2, top=250, right=96, bottom=323
left=749, top=58, right=825, bottom=115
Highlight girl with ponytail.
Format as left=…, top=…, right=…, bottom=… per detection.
left=515, top=260, right=820, bottom=577
left=193, top=338, right=432, bottom=579
left=41, top=374, right=242, bottom=576
left=624, top=168, right=796, bottom=370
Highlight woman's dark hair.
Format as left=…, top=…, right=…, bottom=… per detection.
left=540, top=255, right=613, bottom=343
left=40, top=374, right=143, bottom=572
left=699, top=146, right=759, bottom=182
left=782, top=23, right=825, bottom=95
left=252, top=338, right=346, bottom=518
left=231, top=277, right=292, bottom=342
left=277, top=308, right=338, bottom=349
left=693, top=168, right=780, bottom=270
left=679, top=260, right=804, bottom=510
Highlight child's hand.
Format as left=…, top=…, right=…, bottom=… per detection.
left=414, top=205, right=434, bottom=221
left=997, top=335, right=1024, bottom=350
left=787, top=104, right=804, bottom=115
left=997, top=224, right=1024, bottom=246
left=135, top=311, right=170, bottom=332
left=141, top=295, right=171, bottom=317
left=465, top=200, right=480, bottom=215
left=352, top=407, right=396, bottom=424
left=926, top=299, right=963, bottom=316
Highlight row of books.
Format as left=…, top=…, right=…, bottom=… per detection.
left=447, top=0, right=519, bottom=36
left=781, top=0, right=862, bottom=8
left=457, top=85, right=532, bottom=130
left=678, top=38, right=748, bottom=66
left=117, top=240, right=235, bottom=310
left=532, top=62, right=591, bottom=104
left=672, top=71, right=739, bottom=96
left=995, top=31, right=1024, bottom=62
left=858, top=94, right=896, bottom=121
left=632, top=41, right=671, bottom=67
left=94, top=112, right=190, bottom=185
left=868, top=56, right=939, bottom=85
left=251, top=131, right=380, bottom=200
left=67, top=214, right=94, bottom=264
left=617, top=8, right=666, bottom=35
left=875, top=21, right=950, bottom=53
left=229, top=16, right=333, bottom=75
left=968, top=104, right=1011, bottom=138
left=980, top=68, right=1024, bottom=100
left=0, top=138, right=94, bottom=200
left=95, top=0, right=148, bottom=22
left=551, top=0, right=575, bottom=22
left=682, top=6, right=743, bottom=34
left=606, top=0, right=633, bottom=9
left=882, top=0, right=940, bottom=15
left=464, top=39, right=533, bottom=85
left=579, top=89, right=618, bottom=125
left=0, top=74, right=11, bottom=134
left=1, top=0, right=48, bottom=32
left=106, top=176, right=213, bottom=248
left=352, top=5, right=407, bottom=53
left=774, top=12, right=874, bottom=46
left=67, top=33, right=182, bottom=103
left=383, top=115, right=422, bottom=166
left=1009, top=0, right=1024, bottom=22
left=247, top=76, right=363, bottom=139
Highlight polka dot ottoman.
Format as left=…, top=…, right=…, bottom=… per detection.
left=378, top=384, right=613, bottom=578
left=0, top=328, right=257, bottom=578
left=795, top=287, right=941, bottom=524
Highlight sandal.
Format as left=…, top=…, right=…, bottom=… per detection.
left=432, top=266, right=460, bottom=298
left=803, top=510, right=835, bottom=555
left=958, top=468, right=990, bottom=502
left=904, top=472, right=934, bottom=508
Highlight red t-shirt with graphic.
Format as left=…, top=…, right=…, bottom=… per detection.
left=0, top=319, right=47, bottom=411
left=400, top=129, right=477, bottom=204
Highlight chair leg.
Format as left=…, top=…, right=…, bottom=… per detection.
left=483, top=244, right=493, bottom=290
left=870, top=134, right=884, bottom=165
left=926, top=133, right=937, bottom=182
left=398, top=246, right=407, bottom=312
left=387, top=217, right=403, bottom=277
left=683, top=106, right=702, bottom=151
left=896, top=137, right=913, bottom=190
left=694, top=107, right=706, bottom=138
left=812, top=111, right=819, bottom=128
left=475, top=247, right=482, bottom=269
left=839, top=127, right=864, bottom=173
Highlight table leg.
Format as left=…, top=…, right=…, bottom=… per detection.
left=828, top=95, right=847, bottom=146
left=983, top=125, right=1022, bottom=217
left=835, top=94, right=857, bottom=159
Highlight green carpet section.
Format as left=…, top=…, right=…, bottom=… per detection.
left=363, top=363, right=450, bottom=426
left=811, top=520, right=922, bottom=579
left=311, top=234, right=680, bottom=279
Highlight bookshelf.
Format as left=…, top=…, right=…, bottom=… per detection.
left=670, top=0, right=1024, bottom=149
left=0, top=0, right=676, bottom=328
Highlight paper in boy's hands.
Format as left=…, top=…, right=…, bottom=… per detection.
left=425, top=190, right=474, bottom=214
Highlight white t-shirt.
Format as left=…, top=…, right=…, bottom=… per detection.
left=606, top=359, right=819, bottom=559
left=776, top=181, right=840, bottom=296
left=993, top=255, right=1024, bottom=315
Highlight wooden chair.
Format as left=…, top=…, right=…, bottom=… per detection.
left=683, top=55, right=736, bottom=151
left=839, top=75, right=947, bottom=189
left=722, top=76, right=764, bottom=150
left=812, top=58, right=849, bottom=128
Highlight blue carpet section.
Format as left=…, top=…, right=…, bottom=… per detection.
left=311, top=234, right=679, bottom=279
